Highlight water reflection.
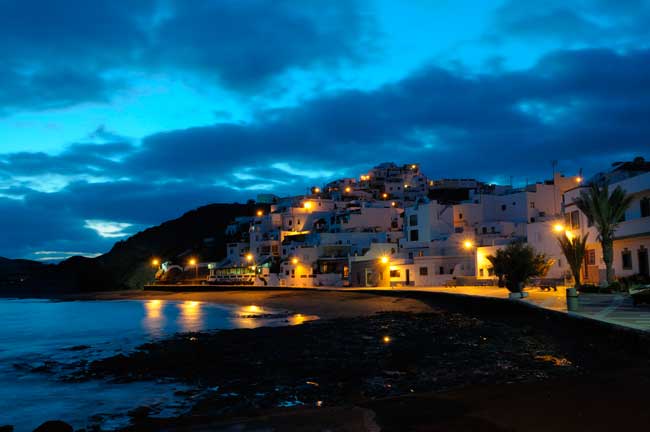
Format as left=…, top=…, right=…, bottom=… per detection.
left=177, top=300, right=204, bottom=332
left=143, top=299, right=166, bottom=337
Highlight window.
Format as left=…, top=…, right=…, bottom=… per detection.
left=390, top=270, right=401, bottom=278
left=501, top=204, right=507, bottom=211
left=479, top=268, right=484, bottom=277
left=288, top=219, right=292, bottom=226
left=570, top=210, right=580, bottom=229
left=408, top=252, right=413, bottom=259
left=419, top=266, right=428, bottom=276
left=482, top=227, right=487, bottom=234
left=439, top=266, right=444, bottom=275
left=586, top=249, right=596, bottom=266
left=530, top=201, right=535, bottom=209
left=622, top=250, right=633, bottom=270
left=410, top=229, right=419, bottom=241
left=418, top=250, right=424, bottom=257
left=458, top=213, right=463, bottom=220
left=409, top=214, right=418, bottom=226
left=641, top=198, right=650, bottom=218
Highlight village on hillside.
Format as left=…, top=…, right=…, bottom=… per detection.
left=153, top=157, right=650, bottom=291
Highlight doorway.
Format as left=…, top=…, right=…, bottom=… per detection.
left=639, top=247, right=649, bottom=277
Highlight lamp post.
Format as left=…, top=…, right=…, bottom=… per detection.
left=189, top=258, right=198, bottom=279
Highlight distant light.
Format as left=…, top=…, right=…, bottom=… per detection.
left=382, top=193, right=388, bottom=199
left=292, top=257, right=299, bottom=265
left=188, top=258, right=197, bottom=266
left=383, top=335, right=391, bottom=343
left=314, top=187, right=321, bottom=193
left=553, top=223, right=565, bottom=233
left=246, top=253, right=254, bottom=262
left=151, top=258, right=159, bottom=267
left=576, top=177, right=583, bottom=183
left=256, top=210, right=263, bottom=217
left=404, top=184, right=409, bottom=188
left=344, top=186, right=351, bottom=193
left=565, top=230, right=575, bottom=240
left=304, top=201, right=312, bottom=209
left=463, top=240, right=474, bottom=250
left=411, top=164, right=416, bottom=169
left=380, top=256, right=389, bottom=264
left=391, top=201, right=396, bottom=207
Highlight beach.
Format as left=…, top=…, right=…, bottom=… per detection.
left=43, top=288, right=650, bottom=431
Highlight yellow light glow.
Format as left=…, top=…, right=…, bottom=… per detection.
left=383, top=335, right=391, bottom=343
left=256, top=210, right=263, bottom=217
left=463, top=240, right=474, bottom=250
left=565, top=230, right=575, bottom=240
left=391, top=201, right=396, bottom=207
left=553, top=223, right=565, bottom=233
left=247, top=305, right=261, bottom=313
left=151, top=258, right=159, bottom=266
left=188, top=258, right=197, bottom=266
left=382, top=193, right=388, bottom=199
left=246, top=253, right=254, bottom=262
left=304, top=201, right=312, bottom=209
left=344, top=186, right=351, bottom=193
left=576, top=177, right=583, bottom=183
left=292, top=257, right=299, bottom=265
left=404, top=184, right=409, bottom=188
left=314, top=187, right=321, bottom=193
left=411, top=164, right=416, bottom=169
left=380, top=256, right=389, bottom=264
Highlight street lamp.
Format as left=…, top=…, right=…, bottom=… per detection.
left=380, top=255, right=389, bottom=265
left=292, top=257, right=299, bottom=265
left=553, top=223, right=565, bottom=234
left=188, top=258, right=198, bottom=278
left=256, top=210, right=263, bottom=217
left=151, top=258, right=160, bottom=267
left=463, top=240, right=474, bottom=250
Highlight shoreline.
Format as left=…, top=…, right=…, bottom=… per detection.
left=6, top=289, right=650, bottom=430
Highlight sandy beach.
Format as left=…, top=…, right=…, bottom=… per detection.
left=45, top=288, right=650, bottom=432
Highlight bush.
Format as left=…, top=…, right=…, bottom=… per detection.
left=487, top=242, right=554, bottom=293
left=607, top=281, right=623, bottom=292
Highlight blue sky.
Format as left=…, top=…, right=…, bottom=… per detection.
left=1, top=0, right=650, bottom=260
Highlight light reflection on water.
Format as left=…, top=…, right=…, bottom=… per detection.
left=0, top=298, right=316, bottom=431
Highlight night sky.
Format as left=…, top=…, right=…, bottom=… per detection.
left=1, top=0, right=649, bottom=260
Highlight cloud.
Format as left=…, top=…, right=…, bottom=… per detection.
left=0, top=0, right=375, bottom=115
left=84, top=220, right=134, bottom=238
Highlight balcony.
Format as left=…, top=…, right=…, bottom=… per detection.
left=615, top=217, right=650, bottom=239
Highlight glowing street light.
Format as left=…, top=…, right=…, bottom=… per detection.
left=292, top=257, right=299, bottom=265
left=553, top=223, right=565, bottom=233
left=382, top=193, right=388, bottom=199
left=188, top=258, right=198, bottom=278
left=246, top=253, right=254, bottom=262
left=391, top=201, right=397, bottom=207
left=304, top=201, right=313, bottom=210
left=463, top=240, right=474, bottom=250
left=344, top=186, right=351, bottom=193
left=314, top=187, right=321, bottom=193
left=151, top=258, right=160, bottom=267
left=256, top=210, right=263, bottom=217
left=380, top=256, right=389, bottom=265
left=576, top=177, right=583, bottom=183
left=383, top=335, right=391, bottom=343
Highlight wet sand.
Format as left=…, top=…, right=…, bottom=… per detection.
left=59, top=289, right=434, bottom=319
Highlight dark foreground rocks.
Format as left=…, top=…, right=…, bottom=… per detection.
left=70, top=306, right=650, bottom=431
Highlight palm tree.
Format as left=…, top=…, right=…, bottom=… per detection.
left=557, top=233, right=589, bottom=289
left=573, top=183, right=633, bottom=284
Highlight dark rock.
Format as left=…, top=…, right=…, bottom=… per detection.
left=32, top=420, right=73, bottom=432
left=127, top=406, right=152, bottom=419
left=0, top=425, right=14, bottom=432
left=62, top=345, right=90, bottom=351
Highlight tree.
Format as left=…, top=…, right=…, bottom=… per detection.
left=573, top=183, right=633, bottom=284
left=487, top=242, right=554, bottom=293
left=557, top=233, right=589, bottom=289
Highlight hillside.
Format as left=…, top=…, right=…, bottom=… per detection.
left=0, top=202, right=266, bottom=294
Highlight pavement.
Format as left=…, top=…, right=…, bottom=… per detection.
left=349, top=285, right=650, bottom=332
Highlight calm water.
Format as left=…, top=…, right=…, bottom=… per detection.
left=0, top=298, right=311, bottom=431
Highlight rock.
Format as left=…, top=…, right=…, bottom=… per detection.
left=0, top=425, right=14, bottom=432
left=32, top=420, right=73, bottom=432
left=128, top=405, right=152, bottom=419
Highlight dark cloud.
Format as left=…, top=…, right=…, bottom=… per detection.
left=487, top=0, right=650, bottom=47
left=0, top=0, right=374, bottom=114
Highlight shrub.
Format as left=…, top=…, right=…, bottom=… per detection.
left=487, top=242, right=554, bottom=293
